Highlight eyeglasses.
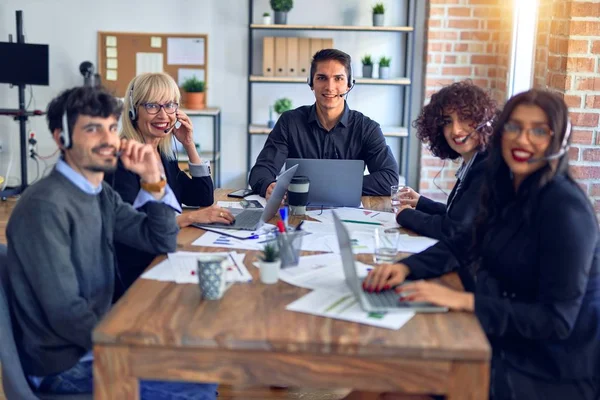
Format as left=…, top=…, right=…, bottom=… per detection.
left=142, top=102, right=179, bottom=115
left=503, top=122, right=553, bottom=145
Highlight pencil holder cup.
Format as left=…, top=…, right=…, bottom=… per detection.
left=277, top=231, right=304, bottom=268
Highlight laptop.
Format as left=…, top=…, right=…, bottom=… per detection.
left=193, top=164, right=298, bottom=231
left=285, top=159, right=363, bottom=207
left=332, top=212, right=448, bottom=313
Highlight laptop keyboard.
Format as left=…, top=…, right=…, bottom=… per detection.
left=363, top=289, right=400, bottom=308
left=232, top=210, right=262, bottom=229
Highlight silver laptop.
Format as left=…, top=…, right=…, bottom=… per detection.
left=285, top=159, right=363, bottom=207
left=194, top=164, right=298, bottom=231
left=333, top=212, right=448, bottom=313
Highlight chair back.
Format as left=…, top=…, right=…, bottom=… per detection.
left=0, top=244, right=39, bottom=399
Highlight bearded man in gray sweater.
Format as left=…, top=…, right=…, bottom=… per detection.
left=6, top=87, right=217, bottom=399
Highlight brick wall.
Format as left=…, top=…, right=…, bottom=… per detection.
left=534, top=0, right=600, bottom=217
left=419, top=0, right=513, bottom=201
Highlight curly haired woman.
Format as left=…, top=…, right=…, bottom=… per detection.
left=396, top=80, right=497, bottom=242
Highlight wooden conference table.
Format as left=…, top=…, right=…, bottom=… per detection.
left=93, top=189, right=490, bottom=399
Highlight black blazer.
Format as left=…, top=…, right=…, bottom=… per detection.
left=403, top=174, right=600, bottom=399
left=105, top=154, right=214, bottom=207
left=104, top=154, right=214, bottom=299
left=396, top=152, right=487, bottom=241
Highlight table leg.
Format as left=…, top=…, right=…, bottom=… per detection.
left=94, top=345, right=139, bottom=400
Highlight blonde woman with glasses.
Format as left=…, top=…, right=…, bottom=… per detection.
left=105, top=72, right=233, bottom=298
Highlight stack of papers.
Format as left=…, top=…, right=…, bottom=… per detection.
left=141, top=251, right=252, bottom=284
left=286, top=289, right=414, bottom=330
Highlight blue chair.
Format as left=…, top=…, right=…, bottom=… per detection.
left=0, top=244, right=91, bottom=400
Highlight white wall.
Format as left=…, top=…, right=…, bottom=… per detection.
left=0, top=0, right=407, bottom=189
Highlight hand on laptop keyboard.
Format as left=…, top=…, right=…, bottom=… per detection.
left=179, top=205, right=235, bottom=228
left=362, top=263, right=410, bottom=293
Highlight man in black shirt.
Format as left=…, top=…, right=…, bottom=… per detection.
left=249, top=49, right=399, bottom=199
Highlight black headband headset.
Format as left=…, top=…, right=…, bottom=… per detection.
left=307, top=63, right=355, bottom=98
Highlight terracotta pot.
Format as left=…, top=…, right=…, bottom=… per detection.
left=184, top=92, right=205, bottom=110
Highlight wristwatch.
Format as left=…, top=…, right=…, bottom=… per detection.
left=140, top=175, right=167, bottom=193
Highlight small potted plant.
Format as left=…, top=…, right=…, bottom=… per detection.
left=258, top=242, right=280, bottom=284
left=372, top=3, right=385, bottom=27
left=274, top=97, right=293, bottom=117
left=267, top=106, right=275, bottom=129
left=262, top=12, right=271, bottom=25
left=270, top=0, right=293, bottom=25
left=361, top=54, right=374, bottom=78
left=181, top=76, right=206, bottom=110
left=378, top=56, right=391, bottom=79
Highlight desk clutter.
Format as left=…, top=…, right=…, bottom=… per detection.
left=142, top=203, right=439, bottom=330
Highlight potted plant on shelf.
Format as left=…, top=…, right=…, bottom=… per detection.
left=181, top=76, right=206, bottom=110
left=258, top=242, right=280, bottom=284
left=378, top=56, right=391, bottom=79
left=274, top=97, right=293, bottom=117
left=263, top=12, right=271, bottom=25
left=372, top=3, right=385, bottom=27
left=361, top=54, right=374, bottom=78
left=270, top=0, right=293, bottom=25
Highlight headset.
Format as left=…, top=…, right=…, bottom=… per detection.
left=307, top=61, right=355, bottom=97
left=128, top=81, right=137, bottom=122
left=60, top=110, right=72, bottom=149
left=527, top=120, right=572, bottom=163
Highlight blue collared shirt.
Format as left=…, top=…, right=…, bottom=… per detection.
left=55, top=158, right=182, bottom=213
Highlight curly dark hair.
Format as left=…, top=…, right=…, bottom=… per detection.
left=413, top=80, right=497, bottom=160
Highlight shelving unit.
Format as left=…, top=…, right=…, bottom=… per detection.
left=180, top=107, right=221, bottom=187
left=246, top=1, right=417, bottom=179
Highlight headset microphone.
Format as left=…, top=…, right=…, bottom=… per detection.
left=459, top=120, right=493, bottom=144
left=163, top=119, right=180, bottom=134
left=526, top=121, right=572, bottom=164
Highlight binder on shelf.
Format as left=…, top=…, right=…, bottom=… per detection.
left=262, top=37, right=275, bottom=77
left=298, top=38, right=311, bottom=78
left=322, top=38, right=333, bottom=50
left=274, top=37, right=287, bottom=77
left=286, top=37, right=299, bottom=76
left=309, top=38, right=322, bottom=60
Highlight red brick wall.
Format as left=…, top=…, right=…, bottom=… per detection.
left=419, top=0, right=513, bottom=200
left=534, top=0, right=600, bottom=217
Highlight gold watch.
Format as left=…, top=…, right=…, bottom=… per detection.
left=140, top=176, right=167, bottom=193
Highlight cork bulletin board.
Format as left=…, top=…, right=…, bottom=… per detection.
left=97, top=31, right=208, bottom=102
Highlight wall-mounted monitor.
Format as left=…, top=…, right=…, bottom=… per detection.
left=0, top=42, right=49, bottom=86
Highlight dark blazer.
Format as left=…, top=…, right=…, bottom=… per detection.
left=397, top=152, right=487, bottom=241
left=104, top=154, right=214, bottom=299
left=105, top=154, right=214, bottom=207
left=403, top=173, right=600, bottom=399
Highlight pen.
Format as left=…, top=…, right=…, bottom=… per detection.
left=341, top=219, right=382, bottom=226
left=279, top=207, right=289, bottom=229
left=228, top=253, right=243, bottom=276
left=295, top=220, right=304, bottom=231
left=276, top=220, right=286, bottom=233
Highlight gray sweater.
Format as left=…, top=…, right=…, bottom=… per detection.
left=6, top=170, right=178, bottom=376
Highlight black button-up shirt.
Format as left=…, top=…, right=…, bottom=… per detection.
left=249, top=102, right=399, bottom=197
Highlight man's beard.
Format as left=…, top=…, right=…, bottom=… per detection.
left=84, top=159, right=117, bottom=173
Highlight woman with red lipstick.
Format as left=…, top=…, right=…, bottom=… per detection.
left=396, top=80, right=496, bottom=242
left=361, top=89, right=600, bottom=400
left=105, top=73, right=234, bottom=298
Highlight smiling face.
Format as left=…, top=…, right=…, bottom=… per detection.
left=56, top=114, right=121, bottom=174
left=442, top=110, right=480, bottom=160
left=501, top=104, right=554, bottom=188
left=135, top=96, right=178, bottom=142
left=311, top=59, right=349, bottom=111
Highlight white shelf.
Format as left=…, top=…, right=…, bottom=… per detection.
left=250, top=24, right=414, bottom=32
left=179, top=107, right=220, bottom=116
left=249, top=76, right=411, bottom=86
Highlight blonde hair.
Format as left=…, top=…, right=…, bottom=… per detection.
left=121, top=72, right=181, bottom=159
